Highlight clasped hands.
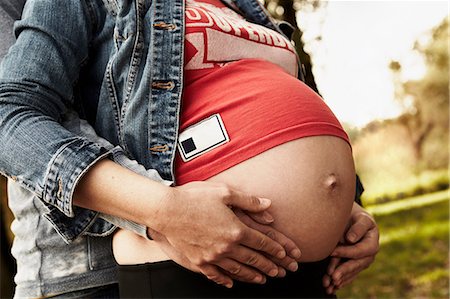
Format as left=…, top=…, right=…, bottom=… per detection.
left=149, top=181, right=379, bottom=290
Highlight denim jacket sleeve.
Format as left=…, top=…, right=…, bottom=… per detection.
left=0, top=0, right=112, bottom=240
left=59, top=112, right=172, bottom=242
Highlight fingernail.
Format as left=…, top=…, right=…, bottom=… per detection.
left=288, top=262, right=298, bottom=272
left=347, top=232, right=357, bottom=243
left=278, top=267, right=286, bottom=277
left=253, top=275, right=263, bottom=283
left=290, top=248, right=301, bottom=259
left=263, top=211, right=274, bottom=222
left=225, top=282, right=233, bottom=288
left=277, top=250, right=286, bottom=259
left=258, top=197, right=271, bottom=207
left=323, top=277, right=330, bottom=287
left=269, top=268, right=279, bottom=277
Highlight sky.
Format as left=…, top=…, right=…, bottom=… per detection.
left=297, top=1, right=448, bottom=128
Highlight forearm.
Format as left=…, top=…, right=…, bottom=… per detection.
left=73, top=158, right=173, bottom=233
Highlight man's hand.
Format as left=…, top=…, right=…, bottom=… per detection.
left=157, top=181, right=301, bottom=288
left=150, top=206, right=302, bottom=287
left=234, top=209, right=302, bottom=278
left=323, top=202, right=379, bottom=294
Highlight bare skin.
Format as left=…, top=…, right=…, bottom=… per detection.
left=113, top=135, right=356, bottom=284
left=324, top=206, right=379, bottom=294
left=74, top=149, right=301, bottom=288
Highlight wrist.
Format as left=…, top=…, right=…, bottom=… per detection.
left=145, top=186, right=182, bottom=235
left=74, top=158, right=182, bottom=235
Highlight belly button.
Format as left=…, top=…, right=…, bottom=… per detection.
left=324, top=173, right=338, bottom=190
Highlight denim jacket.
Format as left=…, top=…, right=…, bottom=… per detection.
left=0, top=0, right=300, bottom=297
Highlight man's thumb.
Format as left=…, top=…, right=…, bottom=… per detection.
left=227, top=193, right=271, bottom=212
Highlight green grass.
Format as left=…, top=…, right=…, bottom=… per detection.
left=361, top=169, right=449, bottom=206
left=366, top=189, right=448, bottom=217
left=337, top=191, right=449, bottom=298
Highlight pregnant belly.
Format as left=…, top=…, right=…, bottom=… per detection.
left=113, top=135, right=355, bottom=264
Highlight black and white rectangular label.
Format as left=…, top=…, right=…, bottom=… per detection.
left=178, top=114, right=229, bottom=162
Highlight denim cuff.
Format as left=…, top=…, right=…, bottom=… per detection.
left=42, top=112, right=173, bottom=242
left=43, top=143, right=172, bottom=242
left=43, top=206, right=115, bottom=244
left=42, top=137, right=111, bottom=218
left=97, top=213, right=149, bottom=239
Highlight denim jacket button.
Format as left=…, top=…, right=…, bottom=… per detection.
left=149, top=144, right=169, bottom=153
left=153, top=22, right=177, bottom=31
left=151, top=81, right=175, bottom=90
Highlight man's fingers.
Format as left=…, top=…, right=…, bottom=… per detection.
left=327, top=256, right=341, bottom=275
left=331, top=256, right=374, bottom=283
left=263, top=229, right=301, bottom=261
left=339, top=274, right=359, bottom=288
left=240, top=226, right=286, bottom=260
left=322, top=208, right=380, bottom=293
left=326, top=284, right=336, bottom=295
left=327, top=248, right=376, bottom=291
left=199, top=264, right=233, bottom=288
left=246, top=211, right=274, bottom=225
left=346, top=212, right=376, bottom=243
left=231, top=245, right=280, bottom=278
left=224, top=189, right=272, bottom=213
left=261, top=252, right=297, bottom=275
left=236, top=210, right=301, bottom=261
left=332, top=228, right=379, bottom=259
left=333, top=271, right=358, bottom=289
left=215, top=258, right=267, bottom=284
left=237, top=214, right=300, bottom=273
left=322, top=274, right=331, bottom=288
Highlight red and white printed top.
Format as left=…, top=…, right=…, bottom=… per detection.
left=183, top=0, right=298, bottom=85
left=175, top=0, right=349, bottom=185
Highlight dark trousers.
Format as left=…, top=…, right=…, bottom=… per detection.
left=119, top=258, right=336, bottom=298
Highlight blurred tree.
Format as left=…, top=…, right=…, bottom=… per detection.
left=263, top=0, right=327, bottom=93
left=390, top=18, right=449, bottom=170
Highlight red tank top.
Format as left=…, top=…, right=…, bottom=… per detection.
left=175, top=0, right=350, bottom=185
